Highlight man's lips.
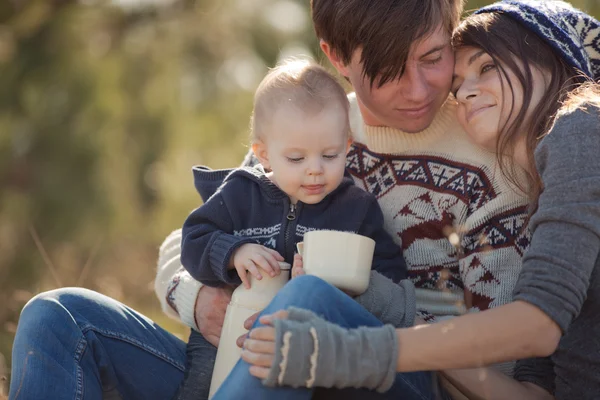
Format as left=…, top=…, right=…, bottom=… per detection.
left=467, top=104, right=495, bottom=122
left=395, top=102, right=433, bottom=117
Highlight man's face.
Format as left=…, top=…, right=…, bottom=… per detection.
left=337, top=27, right=454, bottom=133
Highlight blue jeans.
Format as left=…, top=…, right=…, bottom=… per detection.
left=213, top=275, right=450, bottom=400
left=9, top=287, right=214, bottom=400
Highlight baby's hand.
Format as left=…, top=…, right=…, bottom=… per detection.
left=232, top=244, right=284, bottom=289
left=291, top=253, right=305, bottom=279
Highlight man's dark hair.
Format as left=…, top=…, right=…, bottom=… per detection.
left=311, top=0, right=464, bottom=87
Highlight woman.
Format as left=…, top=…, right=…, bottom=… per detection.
left=215, top=1, right=600, bottom=399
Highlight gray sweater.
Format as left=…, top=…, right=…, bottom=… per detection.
left=512, top=105, right=600, bottom=399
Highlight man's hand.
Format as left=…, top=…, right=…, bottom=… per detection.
left=232, top=244, right=284, bottom=289
left=195, top=285, right=234, bottom=347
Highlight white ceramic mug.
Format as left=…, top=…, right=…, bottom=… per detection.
left=297, top=230, right=375, bottom=295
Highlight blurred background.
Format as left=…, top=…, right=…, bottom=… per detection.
left=1, top=0, right=599, bottom=395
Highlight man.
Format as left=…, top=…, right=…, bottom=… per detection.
left=9, top=0, right=528, bottom=398
left=159, top=0, right=528, bottom=397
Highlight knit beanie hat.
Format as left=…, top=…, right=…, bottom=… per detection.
left=474, top=0, right=600, bottom=80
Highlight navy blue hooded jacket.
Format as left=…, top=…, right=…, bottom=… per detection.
left=181, top=165, right=407, bottom=287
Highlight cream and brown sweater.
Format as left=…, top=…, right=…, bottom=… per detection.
left=346, top=94, right=530, bottom=321
left=155, top=94, right=530, bottom=355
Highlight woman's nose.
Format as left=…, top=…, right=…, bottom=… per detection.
left=456, top=81, right=479, bottom=103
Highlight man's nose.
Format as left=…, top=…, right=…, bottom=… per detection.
left=399, top=65, right=429, bottom=103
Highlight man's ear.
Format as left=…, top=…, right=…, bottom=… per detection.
left=251, top=141, right=270, bottom=170
left=320, top=39, right=350, bottom=77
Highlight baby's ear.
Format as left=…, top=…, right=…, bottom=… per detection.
left=251, top=141, right=270, bottom=170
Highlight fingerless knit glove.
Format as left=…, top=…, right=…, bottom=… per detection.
left=354, top=271, right=416, bottom=328
left=262, top=307, right=398, bottom=393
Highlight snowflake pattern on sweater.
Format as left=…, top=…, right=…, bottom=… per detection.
left=346, top=97, right=530, bottom=320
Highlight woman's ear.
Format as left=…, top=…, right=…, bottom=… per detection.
left=251, top=141, right=271, bottom=170
left=320, top=39, right=350, bottom=77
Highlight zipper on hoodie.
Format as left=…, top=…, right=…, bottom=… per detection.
left=283, top=201, right=299, bottom=261
left=286, top=203, right=296, bottom=221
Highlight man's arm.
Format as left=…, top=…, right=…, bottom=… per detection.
left=154, top=229, right=233, bottom=346
left=155, top=229, right=204, bottom=329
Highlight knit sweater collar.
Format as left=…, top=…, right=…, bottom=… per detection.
left=348, top=93, right=459, bottom=153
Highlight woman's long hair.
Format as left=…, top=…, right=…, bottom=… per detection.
left=452, top=13, right=587, bottom=208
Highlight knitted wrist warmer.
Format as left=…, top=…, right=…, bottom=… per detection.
left=353, top=271, right=417, bottom=328
left=262, top=307, right=398, bottom=393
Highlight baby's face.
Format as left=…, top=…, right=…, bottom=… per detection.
left=258, top=103, right=349, bottom=205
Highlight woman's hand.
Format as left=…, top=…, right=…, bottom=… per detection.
left=240, top=310, right=289, bottom=379
left=239, top=307, right=398, bottom=393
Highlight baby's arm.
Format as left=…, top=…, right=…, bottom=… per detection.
left=181, top=189, right=255, bottom=287
left=181, top=179, right=283, bottom=288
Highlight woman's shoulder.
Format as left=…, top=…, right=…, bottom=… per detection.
left=552, top=85, right=600, bottom=136
left=544, top=88, right=600, bottom=148
left=536, top=86, right=600, bottom=174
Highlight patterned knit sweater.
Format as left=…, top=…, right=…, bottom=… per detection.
left=154, top=94, right=531, bottom=345
left=346, top=94, right=530, bottom=320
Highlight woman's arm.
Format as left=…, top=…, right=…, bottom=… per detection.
left=394, top=301, right=560, bottom=372
left=241, top=305, right=558, bottom=396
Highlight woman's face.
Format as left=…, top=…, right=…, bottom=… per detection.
left=451, top=46, right=548, bottom=152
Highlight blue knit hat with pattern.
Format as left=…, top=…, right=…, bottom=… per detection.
left=474, top=0, right=600, bottom=80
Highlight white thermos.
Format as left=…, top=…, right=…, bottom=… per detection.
left=208, top=262, right=290, bottom=398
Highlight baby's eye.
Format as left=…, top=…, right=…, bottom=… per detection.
left=323, top=154, right=339, bottom=160
left=286, top=157, right=304, bottom=163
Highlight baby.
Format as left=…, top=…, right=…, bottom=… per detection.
left=175, top=59, right=408, bottom=399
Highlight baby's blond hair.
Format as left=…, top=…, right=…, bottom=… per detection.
left=251, top=58, right=349, bottom=142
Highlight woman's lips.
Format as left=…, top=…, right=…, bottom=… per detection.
left=467, top=104, right=495, bottom=122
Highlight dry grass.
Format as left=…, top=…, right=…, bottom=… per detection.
left=0, top=351, right=7, bottom=399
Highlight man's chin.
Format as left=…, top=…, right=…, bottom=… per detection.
left=388, top=115, right=436, bottom=133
